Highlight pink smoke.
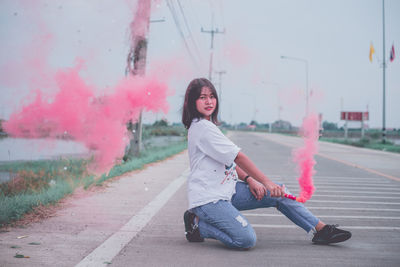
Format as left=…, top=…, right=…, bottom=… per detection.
left=223, top=40, right=251, bottom=66
left=292, top=114, right=319, bottom=202
left=4, top=63, right=169, bottom=171
left=2, top=0, right=173, bottom=172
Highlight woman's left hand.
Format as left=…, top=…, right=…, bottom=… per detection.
left=248, top=178, right=267, bottom=201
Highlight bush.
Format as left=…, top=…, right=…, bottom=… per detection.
left=143, top=125, right=186, bottom=138
left=370, top=131, right=381, bottom=139
left=152, top=119, right=168, bottom=127
left=322, top=121, right=338, bottom=131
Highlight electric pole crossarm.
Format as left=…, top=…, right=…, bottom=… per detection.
left=201, top=27, right=225, bottom=49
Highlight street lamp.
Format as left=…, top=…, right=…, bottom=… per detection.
left=281, top=55, right=309, bottom=116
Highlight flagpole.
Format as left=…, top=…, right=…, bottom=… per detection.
left=382, top=0, right=386, bottom=144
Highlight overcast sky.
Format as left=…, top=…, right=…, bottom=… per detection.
left=0, top=0, right=399, bottom=128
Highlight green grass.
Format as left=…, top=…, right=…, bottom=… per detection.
left=0, top=158, right=91, bottom=196
left=319, top=137, right=400, bottom=153
left=0, top=179, right=74, bottom=225
left=95, top=141, right=187, bottom=186
left=0, top=141, right=187, bottom=227
left=142, top=125, right=186, bottom=139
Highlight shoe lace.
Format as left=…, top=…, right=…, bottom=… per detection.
left=185, top=222, right=199, bottom=235
left=326, top=224, right=339, bottom=233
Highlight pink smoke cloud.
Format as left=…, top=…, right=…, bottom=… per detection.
left=2, top=0, right=174, bottom=172
left=292, top=113, right=319, bottom=202
left=4, top=62, right=169, bottom=171
left=224, top=40, right=251, bottom=66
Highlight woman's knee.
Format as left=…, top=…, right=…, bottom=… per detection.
left=232, top=227, right=257, bottom=249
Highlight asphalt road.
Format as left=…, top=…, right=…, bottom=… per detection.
left=110, top=131, right=400, bottom=267
left=1, top=131, right=399, bottom=267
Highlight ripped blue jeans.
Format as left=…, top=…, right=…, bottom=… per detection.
left=191, top=182, right=319, bottom=249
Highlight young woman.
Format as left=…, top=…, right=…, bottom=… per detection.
left=181, top=78, right=351, bottom=249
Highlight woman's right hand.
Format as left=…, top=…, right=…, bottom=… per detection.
left=264, top=180, right=285, bottom=197
left=248, top=178, right=267, bottom=201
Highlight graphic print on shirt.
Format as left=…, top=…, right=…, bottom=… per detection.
left=220, top=163, right=238, bottom=184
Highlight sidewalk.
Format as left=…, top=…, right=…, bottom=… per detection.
left=0, top=151, right=189, bottom=267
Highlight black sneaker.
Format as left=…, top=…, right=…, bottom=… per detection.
left=184, top=210, right=204, bottom=242
left=312, top=224, right=352, bottom=244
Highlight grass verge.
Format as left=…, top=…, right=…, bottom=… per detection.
left=94, top=141, right=187, bottom=186
left=0, top=141, right=187, bottom=227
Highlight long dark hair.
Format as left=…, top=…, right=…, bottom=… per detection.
left=182, top=78, right=219, bottom=129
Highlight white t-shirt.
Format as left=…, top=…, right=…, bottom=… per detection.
left=187, top=118, right=241, bottom=209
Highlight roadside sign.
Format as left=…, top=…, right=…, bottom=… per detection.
left=341, top=112, right=369, bottom=121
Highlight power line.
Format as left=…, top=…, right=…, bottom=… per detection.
left=165, top=0, right=200, bottom=69
left=213, top=0, right=226, bottom=75
left=176, top=0, right=202, bottom=63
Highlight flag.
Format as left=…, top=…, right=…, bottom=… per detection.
left=369, top=43, right=375, bottom=62
left=390, top=44, right=395, bottom=62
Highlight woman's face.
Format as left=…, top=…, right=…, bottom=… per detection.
left=196, top=86, right=217, bottom=120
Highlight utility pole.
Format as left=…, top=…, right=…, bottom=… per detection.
left=381, top=0, right=387, bottom=143
left=214, top=70, right=226, bottom=100
left=214, top=70, right=226, bottom=120
left=201, top=19, right=225, bottom=81
left=125, top=0, right=151, bottom=158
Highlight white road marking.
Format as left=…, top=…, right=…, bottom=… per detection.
left=289, top=186, right=400, bottom=190
left=75, top=169, right=189, bottom=267
left=271, top=176, right=390, bottom=181
left=252, top=224, right=400, bottom=230
left=242, top=213, right=400, bottom=219
left=305, top=207, right=400, bottom=212
left=283, top=182, right=395, bottom=186
left=336, top=226, right=400, bottom=230
left=306, top=200, right=400, bottom=205
left=310, top=194, right=400, bottom=199
left=278, top=180, right=389, bottom=184
left=303, top=190, right=400, bottom=195
left=268, top=174, right=390, bottom=182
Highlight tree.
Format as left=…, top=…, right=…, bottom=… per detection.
left=249, top=120, right=259, bottom=126
left=153, top=119, right=168, bottom=127
left=272, top=120, right=292, bottom=130
left=322, top=121, right=338, bottom=131
left=259, top=123, right=270, bottom=129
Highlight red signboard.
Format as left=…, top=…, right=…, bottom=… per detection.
left=341, top=112, right=369, bottom=121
